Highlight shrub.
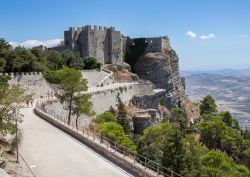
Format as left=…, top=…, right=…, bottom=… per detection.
left=96, top=122, right=137, bottom=152
left=83, top=57, right=101, bottom=70
left=43, top=71, right=60, bottom=84
left=94, top=111, right=116, bottom=124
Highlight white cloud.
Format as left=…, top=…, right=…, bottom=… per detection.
left=200, top=34, right=216, bottom=40
left=9, top=39, right=63, bottom=48
left=185, top=31, right=197, bottom=39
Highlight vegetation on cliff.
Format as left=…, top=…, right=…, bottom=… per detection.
left=136, top=96, right=250, bottom=177
left=94, top=111, right=136, bottom=152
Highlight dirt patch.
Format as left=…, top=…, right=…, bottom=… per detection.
left=4, top=152, right=34, bottom=177
left=1, top=138, right=33, bottom=177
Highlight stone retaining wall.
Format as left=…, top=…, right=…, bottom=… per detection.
left=89, top=82, right=153, bottom=114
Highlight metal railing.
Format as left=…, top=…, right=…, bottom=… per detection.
left=36, top=100, right=183, bottom=177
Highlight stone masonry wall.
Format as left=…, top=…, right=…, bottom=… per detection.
left=89, top=82, right=153, bottom=114
left=65, top=25, right=124, bottom=65
left=1, top=72, right=54, bottom=98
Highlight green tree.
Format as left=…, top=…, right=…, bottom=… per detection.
left=139, top=123, right=172, bottom=163
left=109, top=106, right=116, bottom=116
left=200, top=95, right=218, bottom=115
left=242, top=130, right=250, bottom=140
left=198, top=120, right=228, bottom=149
left=180, top=135, right=207, bottom=177
left=83, top=57, right=101, bottom=70
left=10, top=47, right=37, bottom=72
left=200, top=150, right=249, bottom=177
left=56, top=67, right=88, bottom=125
left=46, top=51, right=64, bottom=70
left=221, top=111, right=233, bottom=127
left=170, top=107, right=188, bottom=134
left=0, top=76, right=31, bottom=135
left=72, top=94, right=94, bottom=130
left=116, top=93, right=131, bottom=134
left=62, top=50, right=84, bottom=69
left=94, top=111, right=117, bottom=124
left=0, top=38, right=12, bottom=51
left=96, top=122, right=136, bottom=152
left=0, top=58, right=6, bottom=72
left=162, top=127, right=184, bottom=174
left=30, top=48, right=49, bottom=71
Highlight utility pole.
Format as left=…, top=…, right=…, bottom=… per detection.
left=14, top=108, right=19, bottom=163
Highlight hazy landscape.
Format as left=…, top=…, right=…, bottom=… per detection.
left=184, top=68, right=250, bottom=129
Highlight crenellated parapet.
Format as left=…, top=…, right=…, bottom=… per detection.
left=0, top=72, right=42, bottom=77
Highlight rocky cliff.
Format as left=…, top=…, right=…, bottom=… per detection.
left=134, top=46, right=185, bottom=109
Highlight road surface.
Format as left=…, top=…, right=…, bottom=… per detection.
left=19, top=106, right=133, bottom=177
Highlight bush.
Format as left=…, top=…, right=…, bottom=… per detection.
left=83, top=57, right=101, bottom=70
left=96, top=122, right=137, bottom=152
left=43, top=71, right=61, bottom=84
left=200, top=150, right=250, bottom=177
left=94, top=111, right=116, bottom=124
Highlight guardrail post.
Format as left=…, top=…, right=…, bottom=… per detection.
left=123, top=147, right=125, bottom=157
left=144, top=157, right=147, bottom=170
left=157, top=165, right=159, bottom=177
left=114, top=142, right=117, bottom=152
left=134, top=152, right=136, bottom=164
left=171, top=170, right=174, bottom=177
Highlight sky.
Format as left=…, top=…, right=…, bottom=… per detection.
left=0, top=0, right=250, bottom=70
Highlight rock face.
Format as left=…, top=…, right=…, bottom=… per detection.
left=133, top=89, right=166, bottom=109
left=132, top=109, right=161, bottom=134
left=134, top=48, right=185, bottom=109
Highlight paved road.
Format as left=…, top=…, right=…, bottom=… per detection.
left=19, top=106, right=133, bottom=177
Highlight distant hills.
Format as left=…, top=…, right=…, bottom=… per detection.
left=182, top=68, right=250, bottom=77
left=183, top=68, right=250, bottom=129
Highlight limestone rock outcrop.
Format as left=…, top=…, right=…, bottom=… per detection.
left=134, top=48, right=185, bottom=109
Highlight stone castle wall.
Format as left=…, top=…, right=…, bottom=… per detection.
left=2, top=71, right=154, bottom=115
left=89, top=82, right=153, bottom=114
left=1, top=72, right=54, bottom=98
left=64, top=25, right=171, bottom=66
left=65, top=25, right=124, bottom=65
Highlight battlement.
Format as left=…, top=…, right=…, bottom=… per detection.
left=0, top=72, right=42, bottom=77
left=68, top=25, right=117, bottom=32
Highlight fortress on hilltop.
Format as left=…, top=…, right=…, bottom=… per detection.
left=64, top=25, right=170, bottom=65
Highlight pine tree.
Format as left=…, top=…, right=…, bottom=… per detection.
left=116, top=93, right=131, bottom=134
left=109, top=106, right=116, bottom=116
left=200, top=95, right=218, bottom=115
left=72, top=94, right=94, bottom=130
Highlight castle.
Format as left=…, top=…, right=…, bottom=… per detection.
left=64, top=25, right=170, bottom=65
